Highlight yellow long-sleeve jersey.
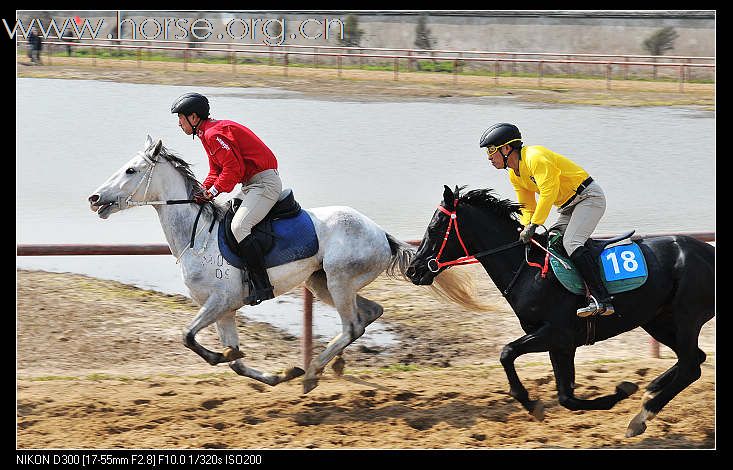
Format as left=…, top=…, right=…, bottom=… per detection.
left=508, top=145, right=590, bottom=226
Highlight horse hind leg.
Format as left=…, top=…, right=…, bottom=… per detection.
left=302, top=274, right=369, bottom=393
left=627, top=322, right=705, bottom=438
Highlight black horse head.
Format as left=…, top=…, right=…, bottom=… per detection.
left=406, top=184, right=523, bottom=285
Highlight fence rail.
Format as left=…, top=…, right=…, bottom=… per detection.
left=31, top=39, right=715, bottom=92
left=17, top=230, right=714, bottom=366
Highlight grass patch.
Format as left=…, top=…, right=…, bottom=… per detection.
left=27, top=375, right=80, bottom=381
left=379, top=363, right=420, bottom=373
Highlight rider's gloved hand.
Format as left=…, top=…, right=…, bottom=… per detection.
left=194, top=189, right=214, bottom=205
left=519, top=223, right=538, bottom=243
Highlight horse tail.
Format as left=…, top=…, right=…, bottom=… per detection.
left=385, top=233, right=415, bottom=280
left=385, top=233, right=492, bottom=312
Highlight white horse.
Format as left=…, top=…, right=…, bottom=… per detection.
left=88, top=136, right=483, bottom=393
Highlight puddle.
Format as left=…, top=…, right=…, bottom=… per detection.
left=240, top=290, right=398, bottom=348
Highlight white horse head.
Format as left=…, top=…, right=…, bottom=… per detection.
left=88, top=135, right=193, bottom=218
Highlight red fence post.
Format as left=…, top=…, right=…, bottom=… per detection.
left=302, top=287, right=313, bottom=369
left=650, top=337, right=660, bottom=359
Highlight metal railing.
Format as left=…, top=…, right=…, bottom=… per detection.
left=31, top=39, right=715, bottom=92
left=18, top=230, right=714, bottom=366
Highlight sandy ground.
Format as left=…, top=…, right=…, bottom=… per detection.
left=17, top=55, right=714, bottom=109
left=16, top=269, right=716, bottom=449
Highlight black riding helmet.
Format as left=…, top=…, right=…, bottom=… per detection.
left=171, top=93, right=210, bottom=138
left=479, top=123, right=523, bottom=169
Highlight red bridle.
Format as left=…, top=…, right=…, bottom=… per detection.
left=425, top=199, right=538, bottom=276
left=427, top=200, right=481, bottom=273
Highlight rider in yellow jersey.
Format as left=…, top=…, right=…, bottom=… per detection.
left=480, top=123, right=614, bottom=317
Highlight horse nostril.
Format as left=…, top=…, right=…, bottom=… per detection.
left=405, top=266, right=415, bottom=278
left=88, top=194, right=99, bottom=203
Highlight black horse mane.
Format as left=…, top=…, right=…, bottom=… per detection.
left=157, top=144, right=226, bottom=219
left=458, top=186, right=523, bottom=224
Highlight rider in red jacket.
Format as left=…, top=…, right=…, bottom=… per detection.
left=172, top=93, right=282, bottom=305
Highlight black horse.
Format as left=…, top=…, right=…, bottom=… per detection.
left=405, top=185, right=715, bottom=437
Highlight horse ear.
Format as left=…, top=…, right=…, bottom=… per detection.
left=443, top=185, right=454, bottom=210
left=454, top=185, right=461, bottom=199
left=152, top=139, right=163, bottom=157
left=145, top=134, right=154, bottom=149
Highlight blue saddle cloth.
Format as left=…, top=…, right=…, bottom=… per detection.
left=547, top=231, right=648, bottom=295
left=218, top=210, right=319, bottom=269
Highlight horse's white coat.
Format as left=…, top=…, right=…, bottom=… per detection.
left=88, top=136, right=419, bottom=391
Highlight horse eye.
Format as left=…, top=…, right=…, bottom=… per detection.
left=126, top=167, right=136, bottom=174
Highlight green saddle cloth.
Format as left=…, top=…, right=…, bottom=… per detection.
left=547, top=233, right=648, bottom=296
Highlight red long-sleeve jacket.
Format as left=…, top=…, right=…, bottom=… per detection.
left=196, top=119, right=278, bottom=195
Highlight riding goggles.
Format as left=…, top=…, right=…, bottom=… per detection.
left=486, top=138, right=522, bottom=157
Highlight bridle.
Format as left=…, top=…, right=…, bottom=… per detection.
left=427, top=198, right=524, bottom=273
left=117, top=151, right=215, bottom=252
left=119, top=152, right=194, bottom=208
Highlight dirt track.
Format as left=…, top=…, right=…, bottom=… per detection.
left=16, top=270, right=716, bottom=449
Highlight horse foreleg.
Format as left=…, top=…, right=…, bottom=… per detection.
left=229, top=360, right=304, bottom=386
left=499, top=324, right=558, bottom=420
left=215, top=311, right=245, bottom=362
left=182, top=299, right=231, bottom=365
left=549, top=350, right=638, bottom=411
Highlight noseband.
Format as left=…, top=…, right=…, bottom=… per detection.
left=119, top=153, right=193, bottom=208
left=427, top=199, right=523, bottom=273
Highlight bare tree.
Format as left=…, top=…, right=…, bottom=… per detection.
left=643, top=26, right=679, bottom=56
left=414, top=13, right=433, bottom=50
left=339, top=14, right=364, bottom=47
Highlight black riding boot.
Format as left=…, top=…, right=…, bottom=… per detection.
left=570, top=246, right=615, bottom=317
left=237, top=235, right=274, bottom=306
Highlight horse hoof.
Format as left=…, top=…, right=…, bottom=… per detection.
left=303, top=378, right=319, bottom=394
left=331, top=356, right=346, bottom=376
left=625, top=420, right=647, bottom=438
left=626, top=409, right=652, bottom=438
left=616, top=381, right=639, bottom=398
left=222, top=347, right=245, bottom=362
left=529, top=400, right=545, bottom=421
left=284, top=367, right=305, bottom=381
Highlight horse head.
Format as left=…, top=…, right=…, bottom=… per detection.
left=406, top=185, right=466, bottom=285
left=406, top=184, right=524, bottom=286
left=88, top=135, right=191, bottom=218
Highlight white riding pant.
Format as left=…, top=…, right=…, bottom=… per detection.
left=554, top=181, right=606, bottom=256
left=231, top=169, right=282, bottom=243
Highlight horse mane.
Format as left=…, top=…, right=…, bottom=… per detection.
left=458, top=186, right=523, bottom=225
left=157, top=144, right=226, bottom=220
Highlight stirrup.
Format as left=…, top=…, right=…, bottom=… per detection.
left=577, top=295, right=601, bottom=317
left=245, top=280, right=274, bottom=306
left=576, top=295, right=615, bottom=317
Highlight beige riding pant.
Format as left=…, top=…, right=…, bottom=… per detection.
left=231, top=169, right=282, bottom=243
left=554, top=181, right=606, bottom=256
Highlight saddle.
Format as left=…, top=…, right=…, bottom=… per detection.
left=546, top=229, right=649, bottom=295
left=223, top=188, right=302, bottom=256
left=559, top=229, right=636, bottom=259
